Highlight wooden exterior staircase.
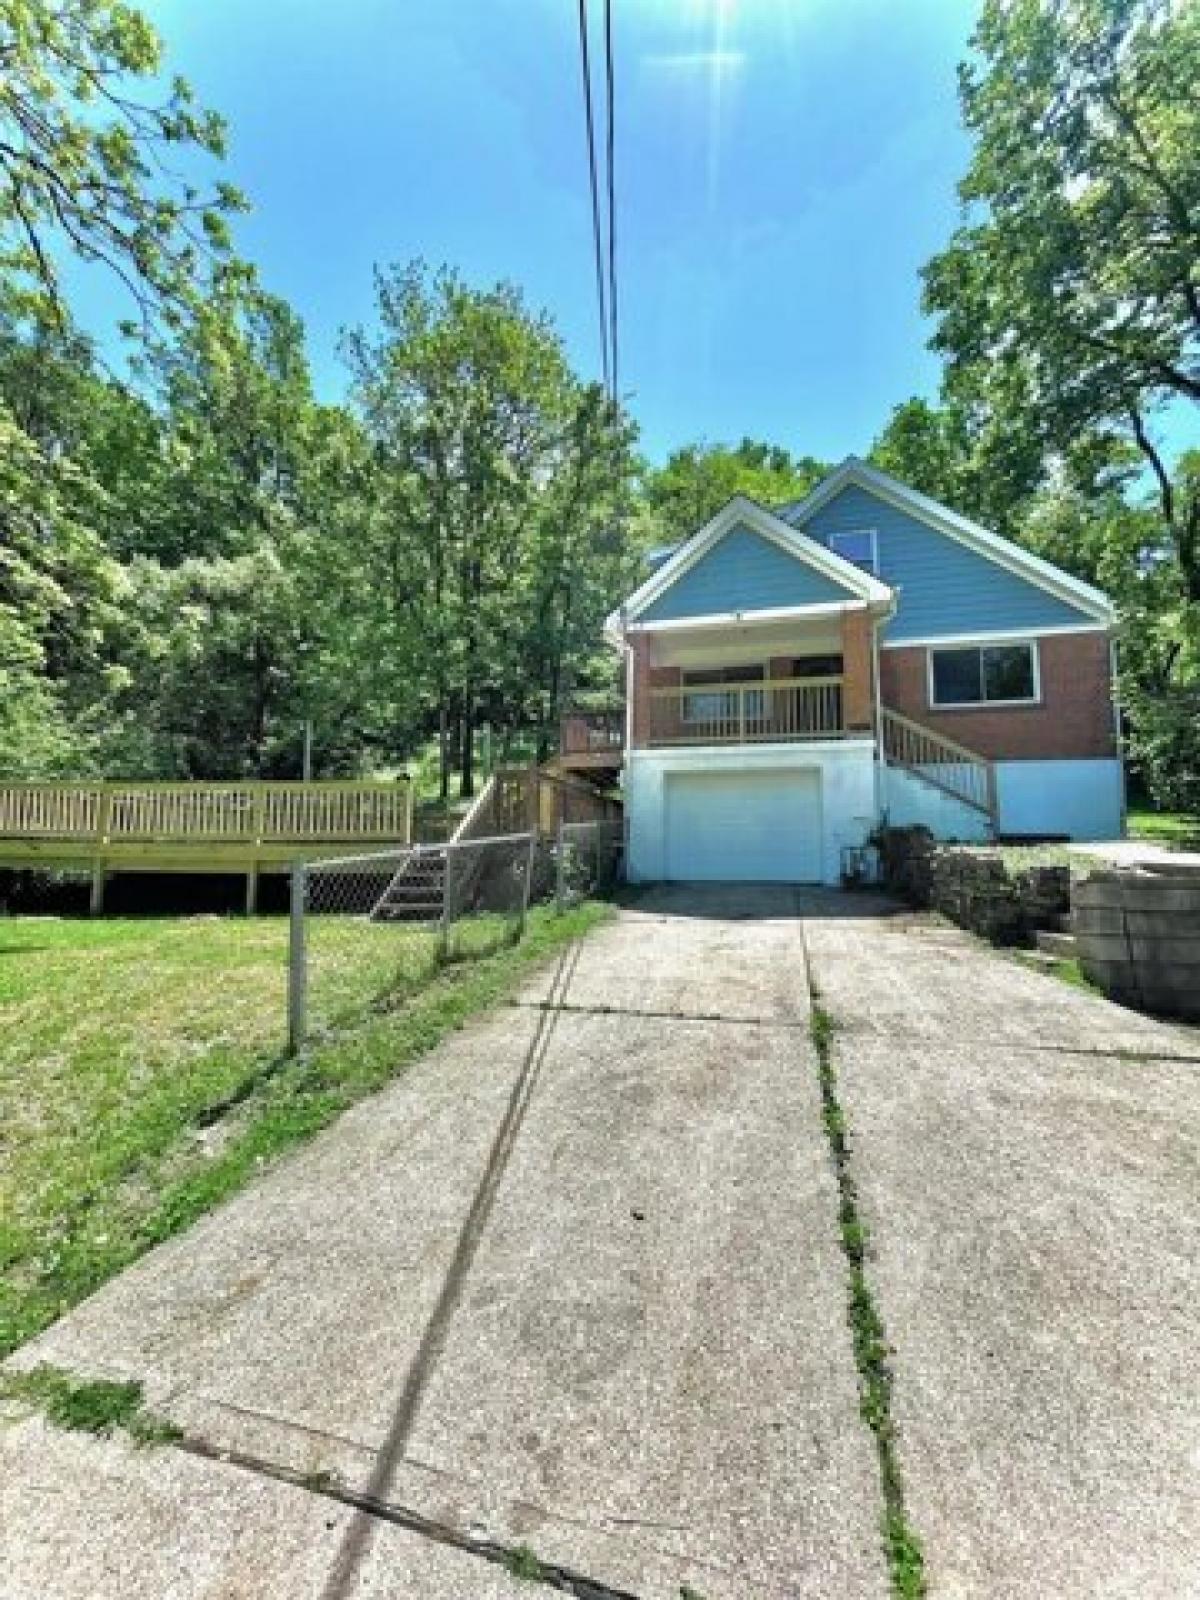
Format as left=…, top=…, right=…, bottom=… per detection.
left=369, top=765, right=622, bottom=923
left=879, top=707, right=998, bottom=833
left=369, top=847, right=448, bottom=922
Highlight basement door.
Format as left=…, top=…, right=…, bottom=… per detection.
left=663, top=769, right=821, bottom=883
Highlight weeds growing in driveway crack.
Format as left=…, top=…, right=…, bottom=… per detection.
left=807, top=996, right=927, bottom=1599
left=506, top=1543, right=547, bottom=1583
left=0, top=1363, right=182, bottom=1446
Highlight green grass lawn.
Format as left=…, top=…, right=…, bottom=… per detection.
left=0, top=901, right=609, bottom=1358
left=1126, top=808, right=1200, bottom=850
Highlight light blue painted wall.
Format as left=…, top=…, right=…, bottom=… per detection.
left=994, top=758, right=1124, bottom=840
left=639, top=524, right=855, bottom=622
left=881, top=766, right=991, bottom=842
left=885, top=757, right=1123, bottom=841
left=801, top=485, right=1096, bottom=641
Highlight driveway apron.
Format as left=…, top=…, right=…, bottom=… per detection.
left=803, top=901, right=1200, bottom=1600
left=2, top=885, right=886, bottom=1600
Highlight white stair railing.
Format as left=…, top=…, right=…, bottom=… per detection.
left=880, top=708, right=997, bottom=823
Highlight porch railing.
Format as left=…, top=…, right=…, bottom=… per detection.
left=648, top=676, right=845, bottom=745
left=879, top=708, right=996, bottom=821
left=0, top=780, right=414, bottom=845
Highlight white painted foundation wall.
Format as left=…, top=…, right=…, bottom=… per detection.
left=626, top=748, right=1126, bottom=887
left=880, top=765, right=991, bottom=843
left=882, top=757, right=1125, bottom=842
left=993, top=757, right=1124, bottom=840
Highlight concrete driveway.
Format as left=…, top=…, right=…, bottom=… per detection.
left=3, top=887, right=1198, bottom=1599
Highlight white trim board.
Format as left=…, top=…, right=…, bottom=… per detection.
left=625, top=737, right=876, bottom=760
left=778, top=457, right=1114, bottom=624
left=881, top=622, right=1108, bottom=649
left=625, top=599, right=868, bottom=635
left=605, top=494, right=893, bottom=641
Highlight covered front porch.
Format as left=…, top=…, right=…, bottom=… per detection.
left=630, top=605, right=876, bottom=749
left=556, top=606, right=875, bottom=773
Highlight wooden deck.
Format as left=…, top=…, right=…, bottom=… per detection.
left=0, top=780, right=414, bottom=911
left=555, top=707, right=624, bottom=779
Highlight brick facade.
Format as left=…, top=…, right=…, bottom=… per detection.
left=840, top=609, right=874, bottom=733
left=629, top=633, right=653, bottom=747
left=879, top=630, right=1115, bottom=760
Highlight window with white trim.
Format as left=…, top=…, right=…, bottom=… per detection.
left=828, top=528, right=878, bottom=575
left=929, top=642, right=1038, bottom=707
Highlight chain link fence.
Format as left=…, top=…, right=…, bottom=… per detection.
left=553, top=819, right=624, bottom=907
left=286, top=820, right=624, bottom=1051
left=288, top=833, right=533, bottom=1049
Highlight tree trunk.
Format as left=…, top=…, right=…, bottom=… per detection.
left=438, top=705, right=450, bottom=802
left=459, top=689, right=475, bottom=798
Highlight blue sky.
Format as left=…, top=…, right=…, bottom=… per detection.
left=86, top=0, right=981, bottom=463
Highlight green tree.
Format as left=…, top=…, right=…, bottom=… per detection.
left=918, top=0, right=1200, bottom=809
left=869, top=395, right=1045, bottom=538
left=639, top=439, right=826, bottom=547
left=923, top=0, right=1200, bottom=597
left=0, top=0, right=246, bottom=332
left=345, top=262, right=636, bottom=798
left=0, top=397, right=124, bottom=775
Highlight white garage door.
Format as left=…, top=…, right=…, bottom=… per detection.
left=664, top=769, right=822, bottom=882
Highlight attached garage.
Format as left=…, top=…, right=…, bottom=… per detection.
left=664, top=769, right=822, bottom=882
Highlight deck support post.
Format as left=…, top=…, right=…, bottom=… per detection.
left=244, top=865, right=259, bottom=916
left=89, top=860, right=106, bottom=916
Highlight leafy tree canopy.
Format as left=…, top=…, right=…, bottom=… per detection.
left=923, top=0, right=1199, bottom=596
left=638, top=438, right=827, bottom=548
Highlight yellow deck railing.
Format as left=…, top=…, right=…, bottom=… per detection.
left=0, top=780, right=414, bottom=846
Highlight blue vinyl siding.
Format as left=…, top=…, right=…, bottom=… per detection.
left=640, top=524, right=856, bottom=622
left=801, top=485, right=1096, bottom=641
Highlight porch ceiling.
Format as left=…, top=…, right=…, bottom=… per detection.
left=652, top=615, right=844, bottom=667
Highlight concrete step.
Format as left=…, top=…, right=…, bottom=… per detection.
left=1035, top=929, right=1078, bottom=960
left=373, top=903, right=443, bottom=922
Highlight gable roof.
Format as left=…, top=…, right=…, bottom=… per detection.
left=777, top=457, right=1114, bottom=624
left=606, top=494, right=893, bottom=640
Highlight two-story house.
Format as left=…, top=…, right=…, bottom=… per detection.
left=562, top=457, right=1122, bottom=885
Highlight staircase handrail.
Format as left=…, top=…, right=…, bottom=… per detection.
left=880, top=706, right=997, bottom=822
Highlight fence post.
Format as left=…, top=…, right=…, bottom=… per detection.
left=519, top=830, right=537, bottom=936
left=89, top=786, right=114, bottom=917
left=555, top=816, right=566, bottom=911
left=287, top=860, right=308, bottom=1055
left=438, top=846, right=451, bottom=962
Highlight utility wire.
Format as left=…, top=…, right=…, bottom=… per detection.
left=603, top=0, right=618, bottom=413
left=576, top=0, right=610, bottom=400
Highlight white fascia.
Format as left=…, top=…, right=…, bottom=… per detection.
left=881, top=621, right=1110, bottom=649
left=626, top=599, right=871, bottom=635
left=778, top=457, right=1115, bottom=625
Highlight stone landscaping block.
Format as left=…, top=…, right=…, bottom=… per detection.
left=879, top=830, right=1072, bottom=947
left=1074, top=865, right=1200, bottom=1020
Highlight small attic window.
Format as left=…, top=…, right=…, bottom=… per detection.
left=829, top=528, right=879, bottom=575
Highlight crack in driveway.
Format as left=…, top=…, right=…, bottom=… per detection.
left=316, top=938, right=585, bottom=1600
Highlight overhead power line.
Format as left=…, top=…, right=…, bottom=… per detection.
left=576, top=0, right=610, bottom=400
left=603, top=0, right=618, bottom=411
